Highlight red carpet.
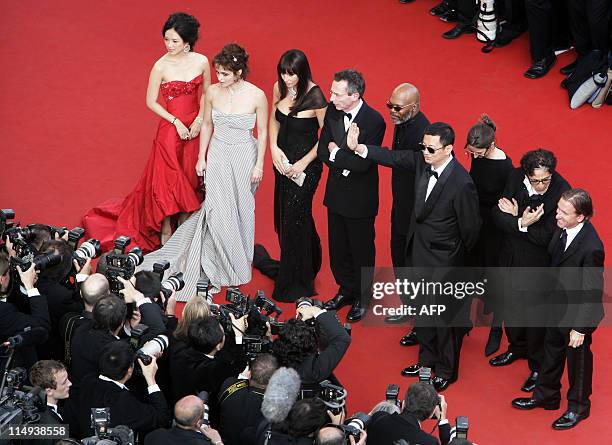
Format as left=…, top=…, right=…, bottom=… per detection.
left=2, top=1, right=611, bottom=443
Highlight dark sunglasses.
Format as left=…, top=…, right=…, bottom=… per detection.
left=419, top=142, right=446, bottom=154
left=386, top=101, right=413, bottom=112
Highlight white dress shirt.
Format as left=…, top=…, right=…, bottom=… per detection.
left=329, top=100, right=364, bottom=177
left=425, top=155, right=453, bottom=201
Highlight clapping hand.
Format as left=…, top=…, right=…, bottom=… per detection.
left=520, top=204, right=545, bottom=228
left=347, top=123, right=360, bottom=150
left=498, top=197, right=519, bottom=216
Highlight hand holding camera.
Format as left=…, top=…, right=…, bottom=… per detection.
left=296, top=304, right=323, bottom=321
left=138, top=354, right=159, bottom=385
left=16, top=263, right=38, bottom=290
left=434, top=394, right=448, bottom=421
left=73, top=256, right=93, bottom=275
left=118, top=276, right=145, bottom=303
left=229, top=312, right=248, bottom=336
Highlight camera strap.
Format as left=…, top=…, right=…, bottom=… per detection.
left=218, top=379, right=249, bottom=404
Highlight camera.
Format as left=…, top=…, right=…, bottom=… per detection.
left=196, top=277, right=212, bottom=303
left=197, top=391, right=210, bottom=426
left=316, top=380, right=347, bottom=415
left=81, top=407, right=135, bottom=445
left=160, top=272, right=185, bottom=300
left=0, top=367, right=47, bottom=435
left=0, top=209, right=15, bottom=239
left=386, top=383, right=401, bottom=408
left=129, top=324, right=169, bottom=366
left=105, top=236, right=144, bottom=294
left=337, top=412, right=371, bottom=442
left=10, top=250, right=62, bottom=273
left=418, top=366, right=433, bottom=383
left=73, top=238, right=102, bottom=268
left=455, top=416, right=469, bottom=439
left=66, top=227, right=86, bottom=249
left=242, top=335, right=272, bottom=361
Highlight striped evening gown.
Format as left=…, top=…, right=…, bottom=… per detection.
left=140, top=109, right=258, bottom=301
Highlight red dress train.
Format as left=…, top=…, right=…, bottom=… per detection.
left=83, top=75, right=204, bottom=252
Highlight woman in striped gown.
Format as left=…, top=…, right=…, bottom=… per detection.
left=141, top=43, right=268, bottom=299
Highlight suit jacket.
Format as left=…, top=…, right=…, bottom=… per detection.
left=291, top=310, right=351, bottom=385
left=364, top=147, right=481, bottom=267
left=492, top=169, right=571, bottom=267
left=547, top=222, right=605, bottom=335
left=145, top=426, right=212, bottom=445
left=218, top=377, right=264, bottom=445
left=34, top=407, right=64, bottom=445
left=391, top=111, right=430, bottom=233
left=77, top=375, right=171, bottom=437
left=366, top=412, right=451, bottom=445
left=318, top=101, right=385, bottom=218
left=70, top=325, right=119, bottom=381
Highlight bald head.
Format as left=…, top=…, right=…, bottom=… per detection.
left=175, top=395, right=204, bottom=428
left=316, top=426, right=345, bottom=445
left=81, top=274, right=110, bottom=308
left=388, top=83, right=420, bottom=124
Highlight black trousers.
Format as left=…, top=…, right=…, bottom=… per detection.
left=525, top=0, right=571, bottom=60
left=567, top=0, right=612, bottom=57
left=506, top=326, right=545, bottom=372
left=534, top=327, right=593, bottom=414
left=457, top=0, right=478, bottom=25
left=390, top=227, right=407, bottom=274
left=417, top=326, right=461, bottom=380
left=327, top=210, right=375, bottom=302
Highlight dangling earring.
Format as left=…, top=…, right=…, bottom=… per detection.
left=183, top=44, right=190, bottom=53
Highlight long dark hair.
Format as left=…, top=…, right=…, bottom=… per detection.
left=277, top=49, right=313, bottom=114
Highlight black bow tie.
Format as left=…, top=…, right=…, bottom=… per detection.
left=343, top=112, right=352, bottom=121
left=426, top=168, right=438, bottom=179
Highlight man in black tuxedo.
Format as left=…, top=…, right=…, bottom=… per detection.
left=145, top=395, right=222, bottom=445
left=348, top=122, right=480, bottom=391
left=77, top=341, right=171, bottom=438
left=512, top=189, right=604, bottom=430
left=383, top=84, right=430, bottom=349
left=318, top=69, right=386, bottom=322
left=30, top=360, right=72, bottom=444
left=490, top=149, right=571, bottom=393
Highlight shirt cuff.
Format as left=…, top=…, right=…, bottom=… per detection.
left=235, top=335, right=243, bottom=345
left=27, top=288, right=41, bottom=298
left=314, top=309, right=327, bottom=319
left=76, top=273, right=89, bottom=283
left=356, top=146, right=368, bottom=158
left=517, top=218, right=528, bottom=233
left=329, top=147, right=340, bottom=162
left=439, top=419, right=449, bottom=425
left=574, top=330, right=585, bottom=336
left=147, top=384, right=161, bottom=394
left=136, top=297, right=152, bottom=307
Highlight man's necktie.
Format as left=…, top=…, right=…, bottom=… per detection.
left=426, top=167, right=439, bottom=179
left=551, top=229, right=568, bottom=265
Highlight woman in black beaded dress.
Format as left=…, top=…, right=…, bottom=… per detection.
left=465, top=114, right=514, bottom=355
left=255, top=49, right=327, bottom=301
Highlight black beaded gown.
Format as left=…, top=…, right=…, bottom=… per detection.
left=271, top=86, right=327, bottom=302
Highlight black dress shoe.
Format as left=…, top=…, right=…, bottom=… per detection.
left=430, top=2, right=449, bottom=15
left=442, top=24, right=474, bottom=40
left=524, top=54, right=556, bottom=79
left=385, top=314, right=410, bottom=324
left=511, top=397, right=560, bottom=411
left=489, top=351, right=521, bottom=367
left=439, top=9, right=458, bottom=22
left=560, top=60, right=577, bottom=75
left=432, top=376, right=451, bottom=392
left=521, top=371, right=539, bottom=392
left=346, top=301, right=365, bottom=322
left=400, top=330, right=419, bottom=346
left=552, top=410, right=589, bottom=430
left=401, top=363, right=421, bottom=377
left=323, top=294, right=352, bottom=311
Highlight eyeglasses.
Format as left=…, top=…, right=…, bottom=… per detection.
left=419, top=142, right=446, bottom=154
left=528, top=176, right=552, bottom=185
left=464, top=144, right=489, bottom=158
left=386, top=101, right=414, bottom=112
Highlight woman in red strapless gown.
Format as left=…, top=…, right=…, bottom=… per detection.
left=83, top=12, right=211, bottom=252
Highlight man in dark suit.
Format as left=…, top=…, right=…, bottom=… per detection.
left=490, top=149, right=571, bottom=393
left=347, top=122, right=481, bottom=391
left=145, top=395, right=222, bottom=445
left=77, top=341, right=171, bottom=438
left=366, top=382, right=451, bottom=445
left=318, top=69, right=386, bottom=322
left=512, top=189, right=604, bottom=430
left=382, top=83, right=430, bottom=349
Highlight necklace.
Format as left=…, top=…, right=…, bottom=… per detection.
left=288, top=86, right=297, bottom=100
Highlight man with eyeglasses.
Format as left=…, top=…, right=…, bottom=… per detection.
left=346, top=122, right=481, bottom=391
left=382, top=84, right=430, bottom=350
left=490, top=149, right=570, bottom=394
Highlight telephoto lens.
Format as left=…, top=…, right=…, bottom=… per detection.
left=138, top=335, right=169, bottom=358
left=160, top=272, right=185, bottom=298
left=73, top=238, right=101, bottom=266
left=126, top=247, right=144, bottom=267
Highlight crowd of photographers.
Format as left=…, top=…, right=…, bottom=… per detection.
left=0, top=211, right=474, bottom=445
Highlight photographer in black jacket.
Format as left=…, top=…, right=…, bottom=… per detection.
left=272, top=306, right=351, bottom=386
left=366, top=382, right=451, bottom=445
left=218, top=353, right=278, bottom=445
left=0, top=251, right=50, bottom=369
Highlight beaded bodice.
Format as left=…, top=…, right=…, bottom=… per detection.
left=160, top=74, right=203, bottom=101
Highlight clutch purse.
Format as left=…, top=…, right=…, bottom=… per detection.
left=281, top=159, right=306, bottom=187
